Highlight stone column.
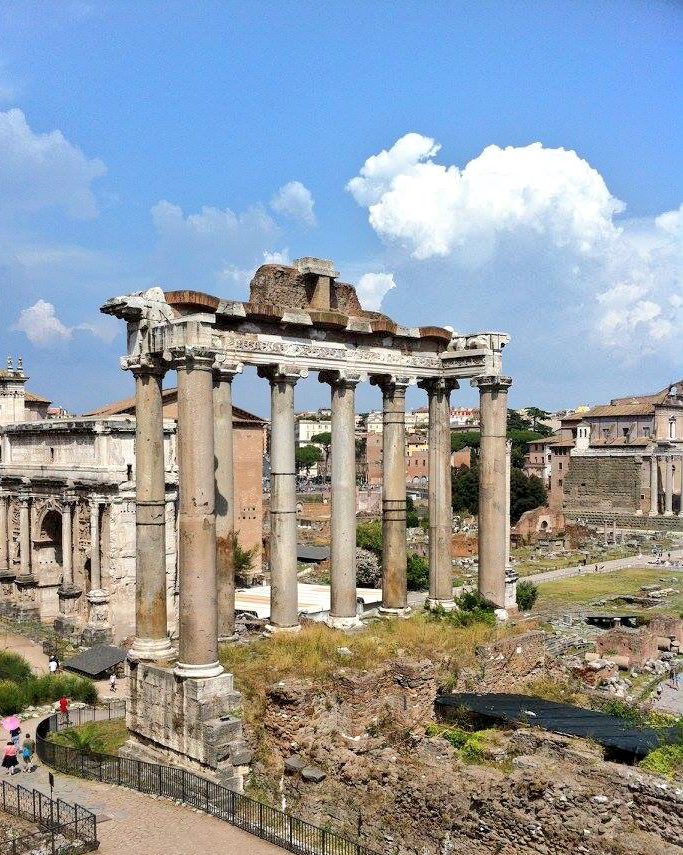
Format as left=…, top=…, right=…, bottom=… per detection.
left=678, top=458, right=683, bottom=518
left=90, top=499, right=101, bottom=590
left=320, top=370, right=363, bottom=629
left=130, top=359, right=175, bottom=662
left=174, top=347, right=223, bottom=678
left=418, top=378, right=457, bottom=609
left=650, top=455, right=659, bottom=516
left=0, top=495, right=8, bottom=575
left=665, top=455, right=674, bottom=516
left=213, top=360, right=242, bottom=641
left=371, top=375, right=411, bottom=615
left=258, top=364, right=308, bottom=632
left=471, top=375, right=512, bottom=609
left=61, top=500, right=73, bottom=588
left=504, top=439, right=518, bottom=609
left=18, top=496, right=31, bottom=577
left=0, top=495, right=14, bottom=617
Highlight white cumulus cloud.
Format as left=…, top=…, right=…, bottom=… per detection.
left=0, top=108, right=106, bottom=218
left=12, top=300, right=117, bottom=347
left=356, top=272, right=397, bottom=310
left=270, top=181, right=316, bottom=227
left=348, top=134, right=683, bottom=354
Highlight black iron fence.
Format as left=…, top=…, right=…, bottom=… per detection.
left=37, top=704, right=381, bottom=855
left=0, top=777, right=98, bottom=855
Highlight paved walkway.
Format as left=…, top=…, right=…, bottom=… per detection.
left=1, top=631, right=282, bottom=855
left=654, top=680, right=683, bottom=716
left=528, top=549, right=683, bottom=584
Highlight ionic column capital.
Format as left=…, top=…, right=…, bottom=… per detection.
left=164, top=345, right=216, bottom=371
left=122, top=353, right=166, bottom=377
left=417, top=377, right=460, bottom=396
left=257, top=364, right=308, bottom=385
left=318, top=369, right=366, bottom=389
left=369, top=374, right=414, bottom=395
left=212, top=354, right=243, bottom=381
left=470, top=375, right=512, bottom=393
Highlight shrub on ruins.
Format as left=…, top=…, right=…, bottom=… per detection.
left=355, top=548, right=382, bottom=588
left=54, top=722, right=107, bottom=754
left=0, top=650, right=33, bottom=684
left=426, top=592, right=496, bottom=628
left=407, top=554, right=429, bottom=591
left=640, top=742, right=683, bottom=779
left=0, top=680, right=25, bottom=716
left=516, top=580, right=539, bottom=611
left=231, top=531, right=258, bottom=585
left=356, top=520, right=383, bottom=556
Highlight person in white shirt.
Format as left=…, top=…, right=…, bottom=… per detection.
left=48, top=657, right=58, bottom=675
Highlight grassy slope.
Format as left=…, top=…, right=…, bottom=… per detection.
left=535, top=567, right=683, bottom=615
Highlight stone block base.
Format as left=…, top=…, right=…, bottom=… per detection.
left=53, top=615, right=82, bottom=643
left=125, top=660, right=252, bottom=790
left=81, top=624, right=114, bottom=646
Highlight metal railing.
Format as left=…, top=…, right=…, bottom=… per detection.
left=0, top=777, right=98, bottom=854
left=37, top=704, right=380, bottom=855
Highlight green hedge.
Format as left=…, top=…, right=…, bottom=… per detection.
left=0, top=652, right=98, bottom=715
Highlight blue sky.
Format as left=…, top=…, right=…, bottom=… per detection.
left=0, top=0, right=681, bottom=418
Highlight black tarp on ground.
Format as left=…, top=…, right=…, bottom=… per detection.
left=63, top=645, right=126, bottom=678
left=436, top=693, right=677, bottom=759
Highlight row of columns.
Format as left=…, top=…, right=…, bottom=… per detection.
left=650, top=454, right=683, bottom=517
left=0, top=493, right=104, bottom=589
left=129, top=348, right=513, bottom=675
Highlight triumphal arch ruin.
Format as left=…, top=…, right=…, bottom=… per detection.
left=103, top=258, right=514, bottom=782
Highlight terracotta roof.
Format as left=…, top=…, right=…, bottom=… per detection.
left=548, top=438, right=575, bottom=448
left=610, top=380, right=683, bottom=406
left=25, top=390, right=51, bottom=404
left=584, top=402, right=655, bottom=418
left=85, top=388, right=265, bottom=425
left=560, top=413, right=585, bottom=422
left=590, top=436, right=652, bottom=447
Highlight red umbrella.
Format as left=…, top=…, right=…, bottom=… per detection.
left=2, top=716, right=21, bottom=732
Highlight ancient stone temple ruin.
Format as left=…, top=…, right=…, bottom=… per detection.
left=102, top=258, right=513, bottom=783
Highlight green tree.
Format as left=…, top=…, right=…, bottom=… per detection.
left=510, top=469, right=546, bottom=522
left=451, top=430, right=481, bottom=454
left=406, top=494, right=420, bottom=528
left=516, top=580, right=539, bottom=610
left=295, top=444, right=322, bottom=474
left=230, top=531, right=259, bottom=585
left=452, top=465, right=479, bottom=515
left=525, top=407, right=553, bottom=434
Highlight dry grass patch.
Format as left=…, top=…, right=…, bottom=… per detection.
left=220, top=614, right=525, bottom=737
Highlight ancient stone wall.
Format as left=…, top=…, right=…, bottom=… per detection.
left=595, top=627, right=660, bottom=666
left=248, top=632, right=681, bottom=855
left=563, top=456, right=643, bottom=513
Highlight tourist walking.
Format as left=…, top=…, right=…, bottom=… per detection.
left=668, top=665, right=678, bottom=689
left=109, top=672, right=117, bottom=693
left=21, top=734, right=34, bottom=771
left=58, top=695, right=70, bottom=726
left=2, top=742, right=18, bottom=775
left=48, top=656, right=58, bottom=675
left=9, top=726, right=20, bottom=748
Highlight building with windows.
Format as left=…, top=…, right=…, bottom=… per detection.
left=545, top=382, right=683, bottom=523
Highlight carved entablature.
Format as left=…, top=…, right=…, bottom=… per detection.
left=102, top=262, right=511, bottom=385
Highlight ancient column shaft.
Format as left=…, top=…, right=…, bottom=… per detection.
left=130, top=362, right=174, bottom=662
left=260, top=365, right=306, bottom=631
left=19, top=497, right=31, bottom=577
left=0, top=496, right=8, bottom=574
left=650, top=455, right=659, bottom=516
left=90, top=501, right=101, bottom=589
left=321, top=371, right=362, bottom=628
left=472, top=376, right=512, bottom=609
left=61, top=501, right=73, bottom=588
left=419, top=378, right=456, bottom=607
left=665, top=455, right=674, bottom=516
left=373, top=376, right=410, bottom=613
left=213, top=362, right=242, bottom=640
left=175, top=349, right=223, bottom=677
